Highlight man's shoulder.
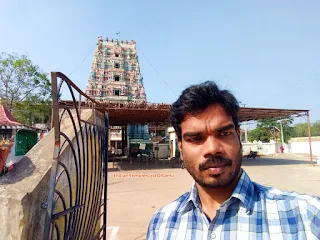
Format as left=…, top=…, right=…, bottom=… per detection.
left=253, top=181, right=320, bottom=210
left=147, top=191, right=189, bottom=230
left=254, top=183, right=320, bottom=237
left=149, top=191, right=189, bottom=220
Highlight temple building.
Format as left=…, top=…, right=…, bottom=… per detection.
left=85, top=37, right=150, bottom=153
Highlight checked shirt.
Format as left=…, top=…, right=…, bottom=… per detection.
left=147, top=170, right=320, bottom=240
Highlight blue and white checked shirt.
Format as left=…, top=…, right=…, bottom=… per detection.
left=147, top=170, right=320, bottom=240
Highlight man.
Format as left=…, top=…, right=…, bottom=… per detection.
left=147, top=81, right=320, bottom=239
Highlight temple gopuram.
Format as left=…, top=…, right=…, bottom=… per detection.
left=85, top=37, right=151, bottom=155
left=86, top=36, right=146, bottom=103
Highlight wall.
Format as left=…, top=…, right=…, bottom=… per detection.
left=287, top=142, right=320, bottom=155
left=242, top=142, right=277, bottom=155
left=168, top=127, right=176, bottom=158
left=0, top=129, right=54, bottom=240
left=285, top=137, right=320, bottom=156
left=5, top=134, right=23, bottom=167
left=0, top=109, right=98, bottom=240
left=242, top=137, right=320, bottom=157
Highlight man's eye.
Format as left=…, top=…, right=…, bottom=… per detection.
left=220, top=132, right=232, bottom=136
left=188, top=136, right=203, bottom=142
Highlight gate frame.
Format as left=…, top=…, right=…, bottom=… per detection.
left=43, top=72, right=108, bottom=240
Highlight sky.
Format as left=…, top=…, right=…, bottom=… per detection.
left=1, top=0, right=320, bottom=124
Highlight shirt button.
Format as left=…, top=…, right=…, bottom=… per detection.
left=211, top=232, right=216, bottom=239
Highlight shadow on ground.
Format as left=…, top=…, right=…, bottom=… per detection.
left=108, top=157, right=183, bottom=171
left=0, top=156, right=36, bottom=185
left=108, top=155, right=313, bottom=172
left=242, top=156, right=310, bottom=166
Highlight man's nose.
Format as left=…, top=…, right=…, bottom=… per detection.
left=202, top=135, right=223, bottom=158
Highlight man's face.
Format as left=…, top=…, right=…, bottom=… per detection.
left=178, top=104, right=242, bottom=188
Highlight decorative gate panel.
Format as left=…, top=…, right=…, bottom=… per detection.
left=43, top=72, right=108, bottom=240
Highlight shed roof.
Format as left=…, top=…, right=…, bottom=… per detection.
left=61, top=101, right=308, bottom=126
left=238, top=107, right=307, bottom=122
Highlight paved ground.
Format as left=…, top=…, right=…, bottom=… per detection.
left=106, top=154, right=320, bottom=240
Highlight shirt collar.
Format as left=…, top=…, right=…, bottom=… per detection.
left=230, top=169, right=255, bottom=212
left=177, top=169, right=255, bottom=213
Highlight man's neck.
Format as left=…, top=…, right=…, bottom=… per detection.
left=196, top=172, right=242, bottom=221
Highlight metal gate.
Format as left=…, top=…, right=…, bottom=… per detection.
left=43, top=72, right=108, bottom=240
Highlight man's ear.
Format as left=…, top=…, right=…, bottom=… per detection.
left=178, top=140, right=183, bottom=160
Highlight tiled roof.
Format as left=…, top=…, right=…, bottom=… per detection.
left=0, top=104, right=46, bottom=132
left=0, top=104, right=21, bottom=126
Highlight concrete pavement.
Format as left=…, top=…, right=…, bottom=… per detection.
left=106, top=154, right=320, bottom=239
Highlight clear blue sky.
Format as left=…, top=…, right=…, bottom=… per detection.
left=1, top=0, right=320, bottom=123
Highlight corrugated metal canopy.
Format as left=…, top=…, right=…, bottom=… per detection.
left=96, top=102, right=171, bottom=126
left=238, top=107, right=308, bottom=122
left=92, top=102, right=308, bottom=126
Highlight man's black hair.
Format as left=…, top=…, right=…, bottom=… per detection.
left=170, top=81, right=240, bottom=140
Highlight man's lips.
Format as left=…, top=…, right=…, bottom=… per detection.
left=203, top=163, right=227, bottom=169
left=204, top=164, right=227, bottom=175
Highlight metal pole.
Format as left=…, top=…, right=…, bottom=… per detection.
left=78, top=94, right=81, bottom=117
left=240, top=103, right=248, bottom=143
left=280, top=120, right=284, bottom=145
left=155, top=124, right=158, bottom=166
left=244, top=122, right=248, bottom=143
left=121, top=127, right=125, bottom=156
left=307, top=111, right=313, bottom=164
left=50, top=106, right=54, bottom=130
left=43, top=72, right=60, bottom=240
left=275, top=133, right=278, bottom=153
left=92, top=102, right=95, bottom=123
left=104, top=112, right=109, bottom=240
left=155, top=143, right=158, bottom=166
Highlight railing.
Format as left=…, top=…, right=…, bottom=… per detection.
left=43, top=72, right=108, bottom=240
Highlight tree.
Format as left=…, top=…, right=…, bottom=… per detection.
left=247, top=127, right=269, bottom=143
left=12, top=97, right=51, bottom=126
left=311, top=121, right=320, bottom=136
left=291, top=121, right=320, bottom=137
left=248, top=118, right=295, bottom=143
left=0, top=52, right=51, bottom=125
left=292, top=123, right=308, bottom=137
left=0, top=52, right=51, bottom=109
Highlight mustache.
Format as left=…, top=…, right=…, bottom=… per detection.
left=199, top=155, right=232, bottom=171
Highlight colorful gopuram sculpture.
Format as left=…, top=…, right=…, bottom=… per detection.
left=86, top=36, right=146, bottom=103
